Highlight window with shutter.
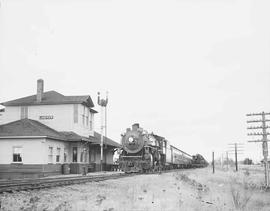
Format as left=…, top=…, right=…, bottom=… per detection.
left=56, top=148, right=60, bottom=163
left=20, top=106, right=28, bottom=119
left=48, top=147, right=53, bottom=163
left=74, top=104, right=78, bottom=123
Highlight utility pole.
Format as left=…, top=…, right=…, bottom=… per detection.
left=221, top=153, right=223, bottom=169
left=247, top=112, right=270, bottom=187
left=105, top=91, right=108, bottom=145
left=97, top=92, right=108, bottom=172
left=212, top=151, right=215, bottom=174
left=228, top=143, right=244, bottom=172
left=104, top=91, right=108, bottom=162
left=226, top=151, right=229, bottom=171
left=235, top=144, right=238, bottom=171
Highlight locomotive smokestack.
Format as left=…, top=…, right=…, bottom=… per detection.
left=132, top=123, right=139, bottom=131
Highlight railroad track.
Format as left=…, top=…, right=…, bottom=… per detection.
left=0, top=173, right=130, bottom=194
left=0, top=169, right=188, bottom=194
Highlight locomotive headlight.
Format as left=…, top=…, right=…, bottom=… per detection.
left=128, top=137, right=134, bottom=143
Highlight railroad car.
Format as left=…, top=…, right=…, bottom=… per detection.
left=170, top=146, right=193, bottom=169
left=192, top=154, right=209, bottom=168
left=119, top=123, right=207, bottom=173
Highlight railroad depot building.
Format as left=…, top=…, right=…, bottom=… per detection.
left=0, top=79, right=120, bottom=179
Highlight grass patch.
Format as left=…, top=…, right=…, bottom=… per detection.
left=229, top=177, right=255, bottom=210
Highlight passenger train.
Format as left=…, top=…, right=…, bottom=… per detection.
left=119, top=123, right=208, bottom=173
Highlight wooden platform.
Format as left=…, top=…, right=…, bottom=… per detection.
left=0, top=164, right=62, bottom=179
left=0, top=163, right=120, bottom=180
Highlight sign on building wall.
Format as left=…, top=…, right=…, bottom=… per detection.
left=39, top=115, right=54, bottom=120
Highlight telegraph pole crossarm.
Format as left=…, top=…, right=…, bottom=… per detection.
left=247, top=111, right=270, bottom=188
left=248, top=139, right=270, bottom=143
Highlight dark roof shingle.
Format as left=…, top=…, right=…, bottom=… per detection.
left=1, top=91, right=96, bottom=109
left=90, top=132, right=121, bottom=148
left=60, top=131, right=90, bottom=142
left=0, top=119, right=65, bottom=140
left=0, top=119, right=120, bottom=148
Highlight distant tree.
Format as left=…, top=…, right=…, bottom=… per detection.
left=222, top=158, right=235, bottom=166
left=243, top=158, right=253, bottom=165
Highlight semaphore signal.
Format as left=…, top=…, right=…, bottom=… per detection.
left=97, top=92, right=109, bottom=172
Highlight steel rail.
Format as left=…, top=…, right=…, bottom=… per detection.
left=0, top=173, right=128, bottom=194
left=0, top=168, right=201, bottom=194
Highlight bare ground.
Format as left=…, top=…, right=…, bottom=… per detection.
left=0, top=167, right=270, bottom=211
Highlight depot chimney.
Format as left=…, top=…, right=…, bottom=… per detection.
left=37, top=79, right=44, bottom=102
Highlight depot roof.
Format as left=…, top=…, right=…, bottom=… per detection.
left=0, top=119, right=120, bottom=148
left=1, top=91, right=97, bottom=112
left=90, top=132, right=121, bottom=148
left=0, top=118, right=66, bottom=141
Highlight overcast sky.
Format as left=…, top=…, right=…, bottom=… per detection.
left=0, top=0, right=270, bottom=162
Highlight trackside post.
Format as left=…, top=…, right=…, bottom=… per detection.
left=212, top=151, right=215, bottom=174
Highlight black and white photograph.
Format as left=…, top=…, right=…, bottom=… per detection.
left=0, top=0, right=270, bottom=210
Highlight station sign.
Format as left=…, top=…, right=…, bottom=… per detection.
left=39, top=115, right=54, bottom=120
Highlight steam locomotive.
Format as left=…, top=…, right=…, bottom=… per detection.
left=119, top=123, right=208, bottom=173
